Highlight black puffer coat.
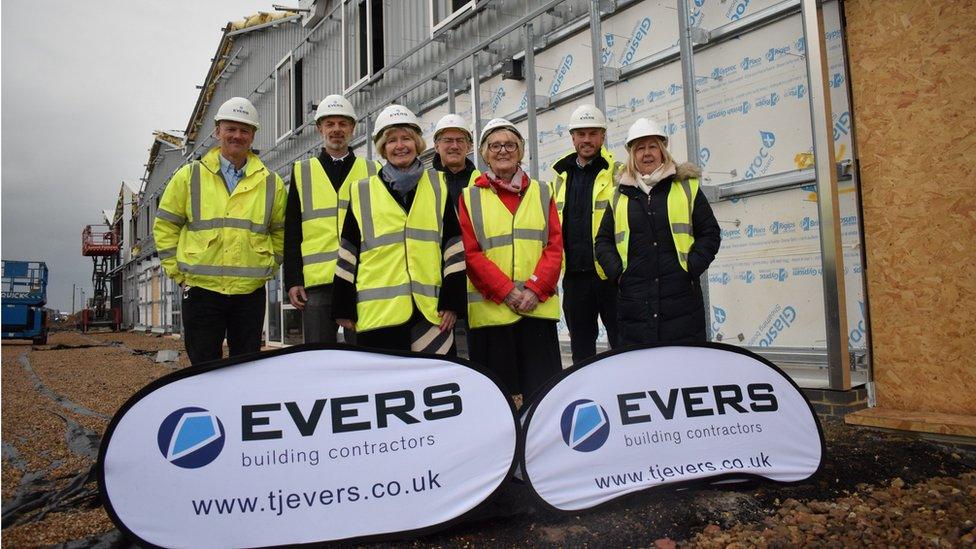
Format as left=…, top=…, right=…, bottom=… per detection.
left=595, top=163, right=721, bottom=346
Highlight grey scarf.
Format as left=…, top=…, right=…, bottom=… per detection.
left=381, top=159, right=424, bottom=199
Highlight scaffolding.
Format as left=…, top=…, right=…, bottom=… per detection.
left=81, top=224, right=122, bottom=332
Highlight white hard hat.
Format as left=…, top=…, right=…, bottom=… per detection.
left=434, top=113, right=472, bottom=141
left=372, top=104, right=422, bottom=142
left=626, top=117, right=668, bottom=148
left=315, top=94, right=357, bottom=122
left=215, top=97, right=260, bottom=131
left=567, top=104, right=607, bottom=130
left=479, top=117, right=523, bottom=148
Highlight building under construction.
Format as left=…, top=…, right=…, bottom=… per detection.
left=107, top=0, right=975, bottom=438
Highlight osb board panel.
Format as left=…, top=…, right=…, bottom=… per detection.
left=846, top=407, right=976, bottom=438
left=844, top=0, right=976, bottom=414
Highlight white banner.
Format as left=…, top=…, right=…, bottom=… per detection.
left=98, top=347, right=517, bottom=547
left=520, top=344, right=823, bottom=512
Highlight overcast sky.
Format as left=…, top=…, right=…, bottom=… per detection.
left=2, top=1, right=278, bottom=311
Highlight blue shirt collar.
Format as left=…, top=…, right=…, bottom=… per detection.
left=219, top=154, right=247, bottom=176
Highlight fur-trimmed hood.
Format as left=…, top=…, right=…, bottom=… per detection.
left=616, top=161, right=701, bottom=187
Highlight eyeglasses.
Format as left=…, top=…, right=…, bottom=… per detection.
left=436, top=137, right=468, bottom=146
left=487, top=141, right=518, bottom=153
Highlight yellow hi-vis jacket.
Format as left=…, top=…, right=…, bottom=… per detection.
left=347, top=169, right=447, bottom=332
left=551, top=147, right=623, bottom=279
left=612, top=178, right=700, bottom=272
left=153, top=147, right=286, bottom=295
left=292, top=157, right=379, bottom=288
left=462, top=180, right=561, bottom=328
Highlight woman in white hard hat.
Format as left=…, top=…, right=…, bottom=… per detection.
left=332, top=105, right=465, bottom=354
left=458, top=118, right=563, bottom=401
left=595, top=118, right=721, bottom=345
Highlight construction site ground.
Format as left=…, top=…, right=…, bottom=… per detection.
left=2, top=330, right=975, bottom=548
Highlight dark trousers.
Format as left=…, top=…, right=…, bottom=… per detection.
left=181, top=286, right=266, bottom=365
left=356, top=309, right=455, bottom=356
left=302, top=285, right=356, bottom=344
left=469, top=317, right=562, bottom=401
left=562, top=270, right=618, bottom=363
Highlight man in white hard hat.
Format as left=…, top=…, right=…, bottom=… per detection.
left=432, top=113, right=480, bottom=212
left=154, top=97, right=286, bottom=364
left=283, top=94, right=380, bottom=344
left=431, top=113, right=480, bottom=355
left=550, top=104, right=621, bottom=363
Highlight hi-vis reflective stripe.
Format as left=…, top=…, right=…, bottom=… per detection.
left=673, top=180, right=694, bottom=236
left=427, top=168, right=444, bottom=235
left=187, top=218, right=272, bottom=233
left=189, top=162, right=277, bottom=234
left=467, top=280, right=529, bottom=302
left=612, top=188, right=626, bottom=244
left=155, top=209, right=186, bottom=226
left=157, top=248, right=177, bottom=259
left=405, top=228, right=441, bottom=242
left=469, top=182, right=551, bottom=250
left=303, top=250, right=338, bottom=265
left=299, top=160, right=375, bottom=221
left=177, top=262, right=274, bottom=278
left=554, top=173, right=565, bottom=210
left=538, top=182, right=551, bottom=246
left=468, top=188, right=490, bottom=251
left=356, top=283, right=412, bottom=302
left=594, top=199, right=609, bottom=209
left=357, top=168, right=443, bottom=250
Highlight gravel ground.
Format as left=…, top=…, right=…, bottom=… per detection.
left=2, top=330, right=974, bottom=547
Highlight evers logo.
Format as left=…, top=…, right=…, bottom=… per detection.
left=157, top=407, right=226, bottom=469
left=241, top=384, right=462, bottom=440
left=561, top=400, right=610, bottom=452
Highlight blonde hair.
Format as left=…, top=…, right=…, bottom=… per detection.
left=375, top=126, right=426, bottom=160
left=479, top=128, right=525, bottom=166
left=624, top=135, right=674, bottom=180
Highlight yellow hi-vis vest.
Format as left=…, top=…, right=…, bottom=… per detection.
left=153, top=147, right=286, bottom=295
left=293, top=157, right=378, bottom=288
left=612, top=178, right=700, bottom=272
left=463, top=180, right=561, bottom=328
left=348, top=169, right=447, bottom=332
left=551, top=147, right=623, bottom=279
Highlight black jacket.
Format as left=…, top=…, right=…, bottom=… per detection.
left=433, top=154, right=477, bottom=214
left=595, top=163, right=721, bottom=346
left=552, top=152, right=610, bottom=273
left=283, top=150, right=358, bottom=291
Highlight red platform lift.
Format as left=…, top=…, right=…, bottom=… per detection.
left=81, top=224, right=121, bottom=332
